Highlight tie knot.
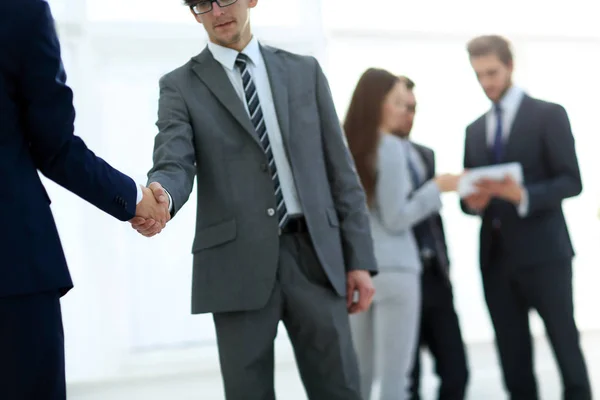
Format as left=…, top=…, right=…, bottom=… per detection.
left=235, top=53, right=249, bottom=68
left=494, top=102, right=502, bottom=115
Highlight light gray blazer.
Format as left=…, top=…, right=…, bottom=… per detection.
left=146, top=45, right=377, bottom=314
left=369, top=134, right=442, bottom=273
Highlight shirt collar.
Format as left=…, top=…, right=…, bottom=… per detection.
left=207, top=36, right=261, bottom=72
left=494, top=85, right=524, bottom=114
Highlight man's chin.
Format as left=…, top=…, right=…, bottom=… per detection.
left=392, top=130, right=410, bottom=138
left=485, top=92, right=500, bottom=102
left=215, top=33, right=241, bottom=46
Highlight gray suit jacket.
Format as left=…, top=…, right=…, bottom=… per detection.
left=147, top=45, right=377, bottom=314
left=369, top=134, right=442, bottom=274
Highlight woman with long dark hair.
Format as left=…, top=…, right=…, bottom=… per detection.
left=345, top=68, right=459, bottom=399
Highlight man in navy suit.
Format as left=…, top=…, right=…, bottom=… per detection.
left=0, top=1, right=170, bottom=399
left=462, top=35, right=591, bottom=399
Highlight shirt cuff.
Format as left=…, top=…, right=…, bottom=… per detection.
left=517, top=189, right=529, bottom=217
left=136, top=184, right=143, bottom=205
left=166, top=190, right=173, bottom=212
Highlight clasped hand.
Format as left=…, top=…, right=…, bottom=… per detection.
left=129, top=182, right=170, bottom=237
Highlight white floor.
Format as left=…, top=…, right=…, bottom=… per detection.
left=68, top=332, right=600, bottom=400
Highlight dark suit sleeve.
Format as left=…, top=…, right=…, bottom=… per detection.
left=313, top=59, right=377, bottom=275
left=428, top=147, right=436, bottom=173
left=460, top=129, right=480, bottom=216
left=17, top=0, right=137, bottom=221
left=525, top=104, right=582, bottom=215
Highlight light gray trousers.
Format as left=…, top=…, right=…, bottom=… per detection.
left=350, top=270, right=421, bottom=400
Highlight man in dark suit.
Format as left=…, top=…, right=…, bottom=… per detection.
left=461, top=35, right=592, bottom=400
left=130, top=0, right=378, bottom=399
left=0, top=1, right=169, bottom=399
left=392, top=77, right=469, bottom=400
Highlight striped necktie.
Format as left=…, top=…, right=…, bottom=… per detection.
left=235, top=53, right=289, bottom=228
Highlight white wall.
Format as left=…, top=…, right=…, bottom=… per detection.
left=43, top=0, right=600, bottom=385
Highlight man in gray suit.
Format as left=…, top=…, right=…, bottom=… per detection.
left=130, top=0, right=378, bottom=398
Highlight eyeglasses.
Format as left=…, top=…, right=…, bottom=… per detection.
left=189, top=0, right=238, bottom=15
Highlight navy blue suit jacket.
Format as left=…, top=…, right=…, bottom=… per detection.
left=412, top=143, right=451, bottom=273
left=461, top=95, right=581, bottom=268
left=0, top=0, right=138, bottom=298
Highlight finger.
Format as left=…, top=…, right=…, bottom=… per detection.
left=356, top=285, right=373, bottom=313
left=346, top=285, right=355, bottom=310
left=142, top=228, right=161, bottom=237
left=349, top=303, right=361, bottom=314
left=135, top=220, right=157, bottom=234
left=133, top=221, right=155, bottom=231
left=138, top=226, right=161, bottom=236
left=130, top=217, right=146, bottom=224
left=149, top=182, right=168, bottom=204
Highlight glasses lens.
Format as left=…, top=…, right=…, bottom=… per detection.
left=193, top=1, right=212, bottom=14
left=219, top=0, right=238, bottom=7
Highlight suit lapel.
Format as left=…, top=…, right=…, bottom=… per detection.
left=260, top=46, right=292, bottom=148
left=412, top=143, right=435, bottom=180
left=190, top=48, right=259, bottom=144
left=471, top=117, right=490, bottom=165
left=503, top=95, right=531, bottom=161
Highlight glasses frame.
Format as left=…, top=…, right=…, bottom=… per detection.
left=189, top=0, right=239, bottom=15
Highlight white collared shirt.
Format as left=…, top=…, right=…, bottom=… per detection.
left=485, top=85, right=529, bottom=216
left=485, top=85, right=525, bottom=147
left=207, top=37, right=302, bottom=215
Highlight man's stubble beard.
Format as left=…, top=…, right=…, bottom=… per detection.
left=215, top=32, right=242, bottom=47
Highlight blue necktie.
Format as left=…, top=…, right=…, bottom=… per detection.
left=492, top=103, right=503, bottom=164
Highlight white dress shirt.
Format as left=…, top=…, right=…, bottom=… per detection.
left=164, top=37, right=302, bottom=215
left=484, top=85, right=529, bottom=217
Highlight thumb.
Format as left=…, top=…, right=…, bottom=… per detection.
left=149, top=182, right=168, bottom=204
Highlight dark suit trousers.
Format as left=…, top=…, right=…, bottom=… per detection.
left=409, top=263, right=469, bottom=400
left=0, top=291, right=65, bottom=400
left=212, top=232, right=361, bottom=400
left=483, top=236, right=591, bottom=400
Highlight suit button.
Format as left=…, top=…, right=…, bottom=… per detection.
left=267, top=208, right=275, bottom=217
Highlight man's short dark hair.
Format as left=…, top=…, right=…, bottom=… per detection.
left=398, top=75, right=415, bottom=90
left=467, top=35, right=513, bottom=66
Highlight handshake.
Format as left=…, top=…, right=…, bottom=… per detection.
left=130, top=182, right=171, bottom=237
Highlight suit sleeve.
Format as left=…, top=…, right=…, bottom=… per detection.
left=18, top=0, right=137, bottom=221
left=314, top=59, right=377, bottom=275
left=376, top=140, right=442, bottom=233
left=146, top=74, right=197, bottom=218
left=524, top=104, right=582, bottom=215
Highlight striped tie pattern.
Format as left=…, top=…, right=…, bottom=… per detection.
left=235, top=53, right=289, bottom=228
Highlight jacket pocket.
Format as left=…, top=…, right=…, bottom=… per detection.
left=192, top=219, right=236, bottom=252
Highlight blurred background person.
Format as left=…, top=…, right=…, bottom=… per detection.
left=461, top=35, right=592, bottom=400
left=345, top=68, right=459, bottom=400
left=390, top=76, right=469, bottom=400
